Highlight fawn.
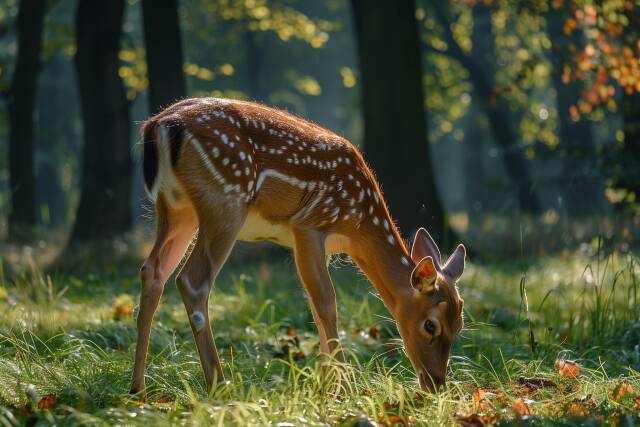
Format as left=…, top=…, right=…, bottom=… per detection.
left=131, top=97, right=466, bottom=396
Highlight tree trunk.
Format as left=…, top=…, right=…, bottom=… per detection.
left=244, top=28, right=264, bottom=102
left=615, top=8, right=640, bottom=206
left=619, top=92, right=640, bottom=202
left=7, top=0, right=47, bottom=240
left=547, top=7, right=599, bottom=216
left=351, top=0, right=446, bottom=240
left=142, top=0, right=186, bottom=115
left=432, top=1, right=541, bottom=214
left=69, top=0, right=131, bottom=243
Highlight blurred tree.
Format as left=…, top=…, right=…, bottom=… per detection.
left=142, top=0, right=186, bottom=114
left=546, top=2, right=598, bottom=216
left=69, top=0, right=131, bottom=242
left=562, top=1, right=640, bottom=208
left=351, top=0, right=445, bottom=239
left=7, top=0, right=47, bottom=240
left=616, top=5, right=640, bottom=208
left=429, top=0, right=541, bottom=214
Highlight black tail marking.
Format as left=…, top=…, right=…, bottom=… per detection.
left=166, top=121, right=185, bottom=166
left=142, top=120, right=159, bottom=193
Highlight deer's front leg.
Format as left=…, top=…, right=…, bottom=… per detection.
left=292, top=228, right=344, bottom=362
left=131, top=197, right=196, bottom=397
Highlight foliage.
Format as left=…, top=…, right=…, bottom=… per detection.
left=0, top=250, right=638, bottom=424
left=559, top=0, right=640, bottom=118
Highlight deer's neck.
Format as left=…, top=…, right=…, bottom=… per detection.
left=346, top=221, right=414, bottom=316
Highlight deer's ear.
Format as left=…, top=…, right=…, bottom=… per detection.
left=443, top=244, right=466, bottom=283
left=411, top=228, right=442, bottom=266
left=411, top=256, right=438, bottom=294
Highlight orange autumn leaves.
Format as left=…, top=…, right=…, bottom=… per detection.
left=556, top=358, right=580, bottom=379
left=558, top=1, right=640, bottom=119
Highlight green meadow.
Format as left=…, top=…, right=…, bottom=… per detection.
left=0, top=242, right=638, bottom=426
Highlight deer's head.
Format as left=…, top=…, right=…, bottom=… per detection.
left=395, top=228, right=465, bottom=392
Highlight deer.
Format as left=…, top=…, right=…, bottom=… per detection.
left=130, top=97, right=466, bottom=398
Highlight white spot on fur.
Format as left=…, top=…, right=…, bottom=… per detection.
left=190, top=311, right=206, bottom=331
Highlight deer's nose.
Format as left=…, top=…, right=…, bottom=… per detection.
left=418, top=371, right=445, bottom=393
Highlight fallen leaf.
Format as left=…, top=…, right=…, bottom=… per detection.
left=454, top=413, right=484, bottom=427
left=472, top=388, right=485, bottom=402
left=472, top=388, right=491, bottom=413
left=555, top=359, right=580, bottom=378
left=111, top=294, right=135, bottom=321
left=36, top=394, right=56, bottom=410
left=566, top=402, right=589, bottom=417
left=511, top=398, right=531, bottom=416
left=156, top=395, right=174, bottom=404
left=369, top=326, right=381, bottom=338
left=495, top=390, right=508, bottom=403
left=388, top=415, right=410, bottom=426
left=518, top=376, right=556, bottom=390
left=609, top=383, right=634, bottom=402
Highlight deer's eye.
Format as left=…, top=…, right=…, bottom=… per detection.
left=424, top=319, right=436, bottom=334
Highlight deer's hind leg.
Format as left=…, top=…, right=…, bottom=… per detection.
left=175, top=203, right=247, bottom=393
left=130, top=195, right=197, bottom=397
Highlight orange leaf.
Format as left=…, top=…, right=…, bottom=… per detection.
left=286, top=327, right=297, bottom=337
left=388, top=415, right=409, bottom=426
left=454, top=413, right=485, bottom=427
left=472, top=388, right=491, bottom=413
left=555, top=359, right=580, bottom=379
left=511, top=398, right=531, bottom=416
left=156, top=395, right=174, bottom=404
left=36, top=394, right=56, bottom=410
left=609, top=383, right=635, bottom=402
left=369, top=326, right=381, bottom=338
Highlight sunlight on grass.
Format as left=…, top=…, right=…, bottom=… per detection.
left=0, top=250, right=638, bottom=425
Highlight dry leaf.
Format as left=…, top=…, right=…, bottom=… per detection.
left=518, top=377, right=556, bottom=391
left=368, top=326, right=381, bottom=338
left=36, top=394, right=56, bottom=410
left=555, top=359, right=580, bottom=378
left=609, top=383, right=634, bottom=402
left=511, top=398, right=531, bottom=416
left=454, top=413, right=485, bottom=427
left=156, top=395, right=174, bottom=404
left=472, top=388, right=491, bottom=413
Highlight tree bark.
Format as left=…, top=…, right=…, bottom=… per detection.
left=142, top=0, right=186, bottom=115
left=432, top=1, right=541, bottom=214
left=618, top=92, right=640, bottom=203
left=351, top=0, right=446, bottom=240
left=7, top=0, right=47, bottom=240
left=547, top=7, right=599, bottom=216
left=69, top=0, right=131, bottom=243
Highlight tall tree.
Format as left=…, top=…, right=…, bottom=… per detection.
left=142, top=0, right=186, bottom=114
left=69, top=0, right=131, bottom=243
left=616, top=7, right=640, bottom=205
left=351, top=0, right=446, bottom=240
left=430, top=1, right=541, bottom=214
left=546, top=5, right=599, bottom=216
left=7, top=0, right=47, bottom=240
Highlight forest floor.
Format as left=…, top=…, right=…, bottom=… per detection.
left=0, top=244, right=638, bottom=426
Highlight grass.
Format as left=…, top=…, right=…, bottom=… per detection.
left=0, top=242, right=638, bottom=426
